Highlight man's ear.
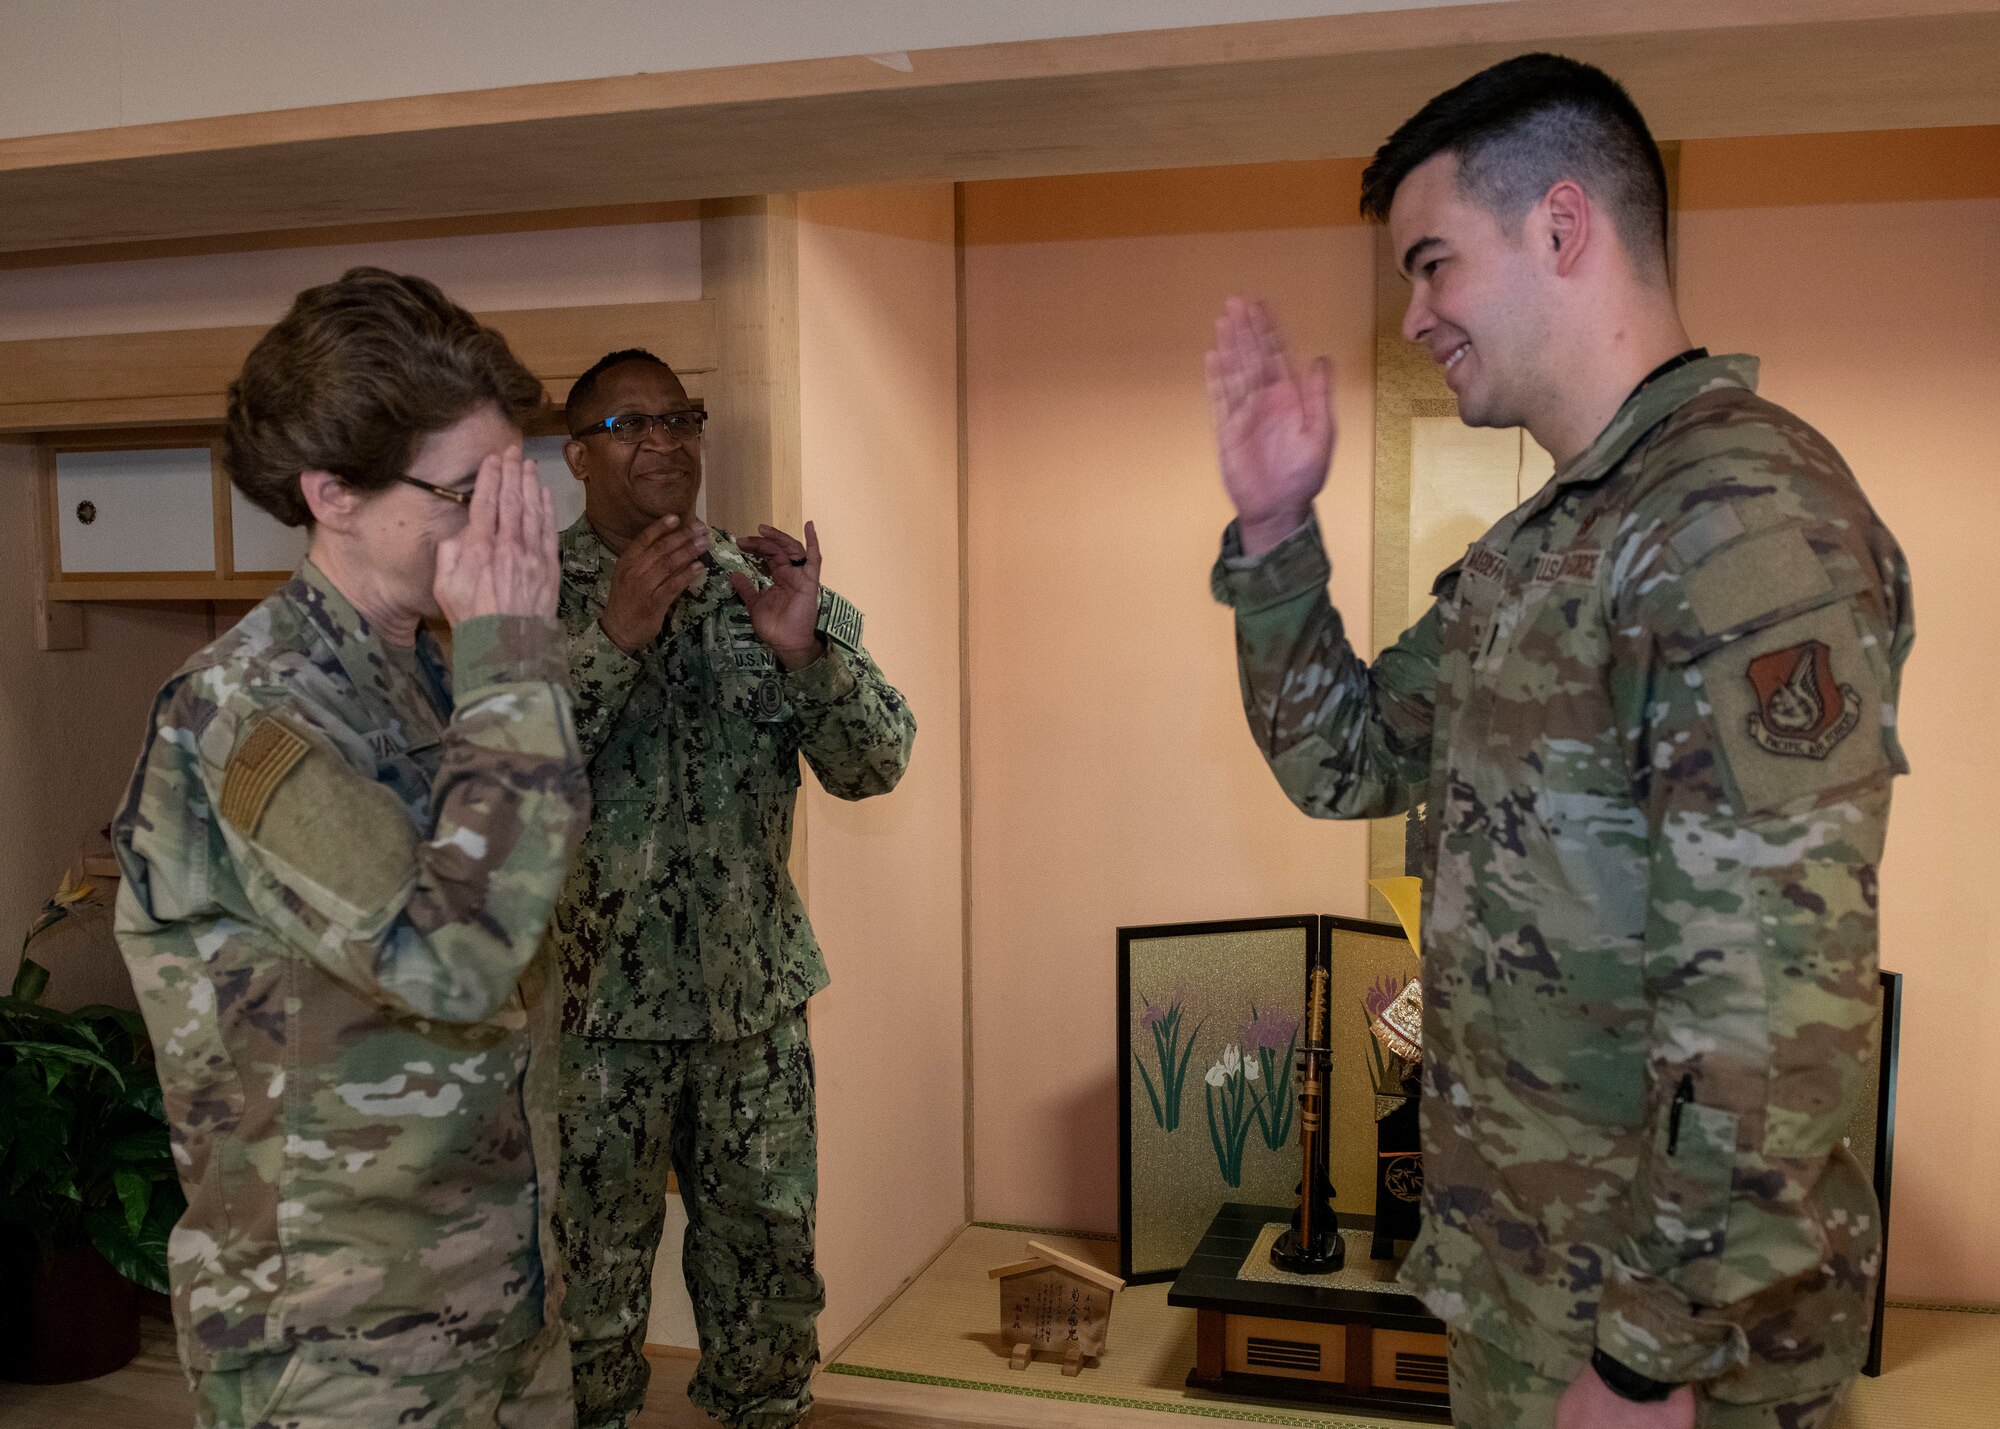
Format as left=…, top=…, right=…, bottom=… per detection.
left=299, top=469, right=362, bottom=530
left=562, top=438, right=589, bottom=482
left=1541, top=179, right=1591, bottom=277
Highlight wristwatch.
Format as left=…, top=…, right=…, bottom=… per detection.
left=1590, top=1348, right=1678, bottom=1403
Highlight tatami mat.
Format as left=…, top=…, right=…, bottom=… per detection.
left=821, top=1224, right=2000, bottom=1428
left=824, top=1223, right=1446, bottom=1427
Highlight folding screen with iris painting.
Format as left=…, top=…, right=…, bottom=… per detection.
left=1117, top=914, right=1420, bottom=1283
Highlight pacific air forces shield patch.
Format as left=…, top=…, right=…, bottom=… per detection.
left=1745, top=639, right=1859, bottom=760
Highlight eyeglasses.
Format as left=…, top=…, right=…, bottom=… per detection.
left=394, top=473, right=477, bottom=507
left=571, top=409, right=708, bottom=445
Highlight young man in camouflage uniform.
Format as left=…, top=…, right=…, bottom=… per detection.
left=114, top=269, right=591, bottom=1427
left=549, top=349, right=915, bottom=1429
left=1206, top=56, right=1910, bottom=1429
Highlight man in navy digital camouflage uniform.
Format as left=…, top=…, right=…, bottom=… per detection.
left=548, top=349, right=915, bottom=1429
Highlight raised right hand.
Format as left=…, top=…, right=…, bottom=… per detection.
left=433, top=445, right=559, bottom=624
left=599, top=513, right=712, bottom=654
left=1205, top=297, right=1336, bottom=559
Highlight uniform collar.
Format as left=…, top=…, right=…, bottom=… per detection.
left=559, top=517, right=617, bottom=606
left=1514, top=353, right=1760, bottom=526
left=289, top=557, right=448, bottom=755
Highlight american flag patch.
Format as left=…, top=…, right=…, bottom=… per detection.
left=816, top=588, right=864, bottom=653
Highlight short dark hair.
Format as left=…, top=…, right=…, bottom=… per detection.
left=1359, top=53, right=1668, bottom=276
left=564, top=348, right=676, bottom=435
left=223, top=267, right=545, bottom=527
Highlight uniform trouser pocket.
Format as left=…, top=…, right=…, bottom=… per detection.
left=190, top=1352, right=310, bottom=1429
left=198, top=1331, right=573, bottom=1429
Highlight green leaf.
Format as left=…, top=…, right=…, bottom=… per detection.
left=122, top=1072, right=166, bottom=1122
left=9, top=957, right=50, bottom=1004
left=113, top=1168, right=150, bottom=1233
left=104, top=1127, right=171, bottom=1165
left=74, top=1007, right=146, bottom=1066
left=0, top=992, right=172, bottom=1282
left=84, top=1209, right=155, bottom=1294
left=7, top=1040, right=126, bottom=1089
left=85, top=1183, right=180, bottom=1295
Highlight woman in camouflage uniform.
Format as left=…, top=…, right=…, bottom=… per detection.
left=112, top=268, right=591, bottom=1428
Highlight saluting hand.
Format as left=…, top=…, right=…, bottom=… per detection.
left=1205, top=296, right=1336, bottom=559
left=732, top=522, right=824, bottom=672
left=433, top=445, right=559, bottom=624
left=600, top=513, right=712, bottom=654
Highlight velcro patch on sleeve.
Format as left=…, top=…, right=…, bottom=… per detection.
left=1684, top=525, right=1831, bottom=638
left=255, top=756, right=418, bottom=917
left=1667, top=501, right=1746, bottom=568
left=816, top=587, right=864, bottom=653
left=219, top=715, right=311, bottom=833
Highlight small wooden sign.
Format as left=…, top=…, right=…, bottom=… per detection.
left=988, top=1240, right=1125, bottom=1376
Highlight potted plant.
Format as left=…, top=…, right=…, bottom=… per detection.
left=0, top=873, right=185, bottom=1384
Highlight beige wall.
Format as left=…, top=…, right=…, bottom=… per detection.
left=795, top=185, right=967, bottom=1349
left=1675, top=128, right=2000, bottom=1305
left=961, top=162, right=1379, bottom=1233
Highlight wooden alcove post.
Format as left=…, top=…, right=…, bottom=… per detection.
left=698, top=194, right=808, bottom=902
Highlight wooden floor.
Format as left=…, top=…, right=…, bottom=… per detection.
left=0, top=1318, right=716, bottom=1428
left=5, top=1294, right=1997, bottom=1428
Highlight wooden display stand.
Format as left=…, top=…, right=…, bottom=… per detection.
left=1168, top=1203, right=1450, bottom=1422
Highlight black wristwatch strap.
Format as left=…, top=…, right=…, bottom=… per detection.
left=1591, top=1348, right=1678, bottom=1403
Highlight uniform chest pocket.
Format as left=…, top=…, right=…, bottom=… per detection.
left=1435, top=553, right=1507, bottom=660
left=1484, top=924, right=1648, bottom=1126
left=591, top=705, right=669, bottom=802
left=716, top=665, right=802, bottom=794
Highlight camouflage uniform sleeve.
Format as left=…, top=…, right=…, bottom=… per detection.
left=784, top=628, right=915, bottom=801
left=1593, top=477, right=1911, bottom=1384
left=561, top=589, right=645, bottom=763
left=206, top=614, right=590, bottom=1025
left=1209, top=514, right=1437, bottom=820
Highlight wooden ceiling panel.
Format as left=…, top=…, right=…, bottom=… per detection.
left=1, top=1, right=1996, bottom=255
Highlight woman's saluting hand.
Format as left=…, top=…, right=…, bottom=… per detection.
left=434, top=445, right=560, bottom=624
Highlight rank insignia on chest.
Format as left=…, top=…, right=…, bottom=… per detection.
left=1746, top=640, right=1859, bottom=759
left=753, top=674, right=784, bottom=718
left=721, top=607, right=777, bottom=671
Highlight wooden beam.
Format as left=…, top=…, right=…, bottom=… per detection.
left=0, top=201, right=697, bottom=272
left=211, top=447, right=235, bottom=581
left=0, top=1, right=1994, bottom=255
left=0, top=299, right=717, bottom=434
left=699, top=197, right=801, bottom=540
left=43, top=576, right=287, bottom=603
left=699, top=195, right=806, bottom=906
left=32, top=444, right=84, bottom=648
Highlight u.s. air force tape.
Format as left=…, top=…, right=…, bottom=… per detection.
left=816, top=588, right=863, bottom=653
